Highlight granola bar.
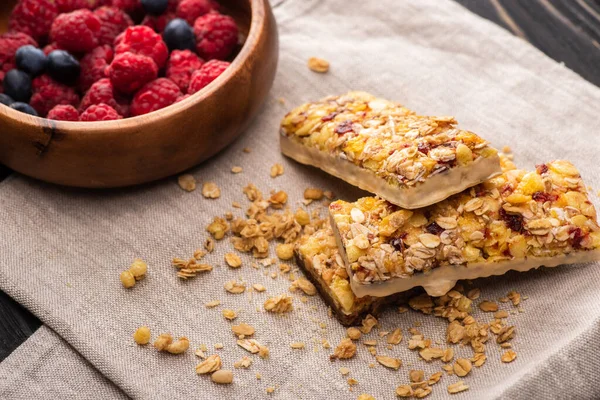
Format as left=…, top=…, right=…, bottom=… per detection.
left=295, top=226, right=412, bottom=325
left=329, top=159, right=600, bottom=298
left=280, top=92, right=501, bottom=209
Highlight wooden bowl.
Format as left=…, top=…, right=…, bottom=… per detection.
left=0, top=0, right=278, bottom=188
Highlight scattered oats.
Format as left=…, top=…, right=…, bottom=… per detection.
left=379, top=331, right=389, bottom=337
left=225, top=211, right=233, bottom=220
left=205, top=237, right=215, bottom=252
left=266, top=387, right=275, bottom=394
left=319, top=322, right=327, bottom=329
left=256, top=373, right=262, bottom=379
left=225, top=253, right=242, bottom=268
left=448, top=381, right=469, bottom=394
left=269, top=190, right=288, bottom=208
left=231, top=166, right=243, bottom=174
left=120, top=270, right=135, bottom=288
left=471, top=353, right=487, bottom=367
left=410, top=370, right=425, bottom=383
left=275, top=243, right=294, bottom=260
left=502, top=145, right=512, bottom=153
left=357, top=395, right=375, bottom=400
left=224, top=280, right=246, bottom=294
left=304, top=188, right=324, bottom=200
left=500, top=343, right=512, bottom=349
left=253, top=283, right=266, bottom=292
left=363, top=340, right=377, bottom=346
left=507, top=290, right=521, bottom=306
left=234, top=356, right=253, bottom=369
left=177, top=174, right=196, bottom=192
left=214, top=343, right=224, bottom=349
left=172, top=258, right=213, bottom=279
left=133, top=326, right=151, bottom=345
left=322, top=339, right=331, bottom=349
left=347, top=327, right=362, bottom=341
left=232, top=323, right=255, bottom=336
left=195, top=348, right=206, bottom=358
left=360, top=314, right=378, bottom=334
left=441, top=348, right=454, bottom=363
left=294, top=208, right=311, bottom=226
left=243, top=147, right=251, bottom=153
left=453, top=358, right=472, bottom=377
left=347, top=378, right=359, bottom=386
left=291, top=342, right=305, bottom=349
left=307, top=57, right=330, bottom=73
left=264, top=294, right=293, bottom=313
left=367, top=346, right=377, bottom=356
left=479, top=301, right=499, bottom=312
left=290, top=278, right=317, bottom=295
left=270, top=272, right=277, bottom=279
left=414, top=386, right=432, bottom=398
left=193, top=249, right=206, bottom=260
left=206, top=217, right=229, bottom=240
left=501, top=349, right=517, bottom=363
left=195, top=355, right=222, bottom=374
left=398, top=306, right=409, bottom=314
left=467, top=288, right=481, bottom=300
left=237, top=339, right=268, bottom=356
left=428, top=372, right=442, bottom=385
left=387, top=328, right=402, bottom=345
left=331, top=338, right=357, bottom=360
left=396, top=385, right=413, bottom=398
left=279, top=263, right=291, bottom=273
left=202, top=182, right=221, bottom=199
left=232, top=201, right=242, bottom=208
left=499, top=297, right=510, bottom=303
left=205, top=300, right=220, bottom=308
left=419, top=348, right=445, bottom=361
left=496, top=326, right=516, bottom=343
left=211, top=369, right=233, bottom=384
left=494, top=310, right=509, bottom=319
left=270, top=163, right=284, bottom=178
left=442, top=364, right=454, bottom=375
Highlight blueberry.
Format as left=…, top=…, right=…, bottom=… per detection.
left=3, top=69, right=32, bottom=103
left=15, top=45, right=47, bottom=76
left=163, top=18, right=196, bottom=51
left=0, top=93, right=14, bottom=106
left=141, top=0, right=169, bottom=16
left=47, top=50, right=80, bottom=84
left=10, top=102, right=38, bottom=116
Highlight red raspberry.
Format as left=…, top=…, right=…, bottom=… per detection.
left=8, top=0, right=59, bottom=41
left=188, top=59, right=229, bottom=94
left=0, top=32, right=38, bottom=75
left=142, top=12, right=176, bottom=33
left=56, top=0, right=106, bottom=12
left=80, top=78, right=130, bottom=116
left=42, top=43, right=62, bottom=55
left=78, top=45, right=114, bottom=92
left=30, top=75, right=80, bottom=117
left=47, top=104, right=79, bottom=121
left=175, top=93, right=190, bottom=103
left=80, top=103, right=122, bottom=121
left=166, top=50, right=204, bottom=92
left=106, top=52, right=158, bottom=94
left=193, top=12, right=238, bottom=60
left=94, top=6, right=133, bottom=46
left=130, top=78, right=182, bottom=116
left=115, top=26, right=169, bottom=68
left=50, top=10, right=102, bottom=53
left=176, top=0, right=215, bottom=25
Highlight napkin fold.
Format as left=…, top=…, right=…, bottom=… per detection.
left=1, top=0, right=600, bottom=399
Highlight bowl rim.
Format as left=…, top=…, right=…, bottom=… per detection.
left=0, top=0, right=264, bottom=133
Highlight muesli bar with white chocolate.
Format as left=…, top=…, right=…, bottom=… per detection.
left=295, top=226, right=411, bottom=325
left=329, top=159, right=600, bottom=298
left=280, top=92, right=501, bottom=209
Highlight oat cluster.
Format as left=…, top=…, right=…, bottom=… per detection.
left=280, top=92, right=498, bottom=189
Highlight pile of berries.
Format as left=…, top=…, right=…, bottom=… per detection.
left=0, top=0, right=239, bottom=121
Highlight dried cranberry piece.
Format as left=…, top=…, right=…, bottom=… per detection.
left=425, top=222, right=444, bottom=235
left=499, top=209, right=524, bottom=233
left=335, top=120, right=354, bottom=135
left=532, top=191, right=558, bottom=203
left=321, top=111, right=338, bottom=122
left=536, top=164, right=549, bottom=174
left=570, top=227, right=585, bottom=249
left=417, top=143, right=430, bottom=154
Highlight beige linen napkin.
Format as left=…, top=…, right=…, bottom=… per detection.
left=1, top=0, right=600, bottom=399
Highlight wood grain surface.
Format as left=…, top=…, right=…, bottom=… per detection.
left=1, top=0, right=599, bottom=362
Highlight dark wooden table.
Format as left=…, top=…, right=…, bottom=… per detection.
left=1, top=0, right=600, bottom=362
